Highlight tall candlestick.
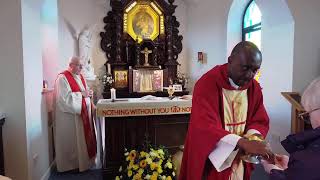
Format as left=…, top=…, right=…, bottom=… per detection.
left=110, top=88, right=116, bottom=101
left=107, top=63, right=111, bottom=74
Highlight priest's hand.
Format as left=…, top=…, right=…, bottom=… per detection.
left=88, top=89, right=94, bottom=98
left=237, top=138, right=274, bottom=159
left=81, top=90, right=90, bottom=98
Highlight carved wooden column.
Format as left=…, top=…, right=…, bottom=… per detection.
left=164, top=0, right=182, bottom=83
left=115, top=13, right=123, bottom=63
left=135, top=41, right=141, bottom=67
left=100, top=11, right=116, bottom=63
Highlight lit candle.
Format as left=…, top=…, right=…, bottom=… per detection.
left=110, top=88, right=116, bottom=101
left=107, top=63, right=111, bottom=74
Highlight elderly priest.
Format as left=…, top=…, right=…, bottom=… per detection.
left=53, top=56, right=97, bottom=172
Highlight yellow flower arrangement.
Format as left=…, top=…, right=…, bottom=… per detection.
left=129, top=150, right=137, bottom=161
left=115, top=145, right=176, bottom=180
left=139, top=160, right=147, bottom=168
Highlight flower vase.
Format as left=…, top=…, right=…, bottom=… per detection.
left=103, top=84, right=112, bottom=93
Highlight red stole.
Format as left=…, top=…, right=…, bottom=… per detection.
left=179, top=64, right=269, bottom=180
left=62, top=70, right=97, bottom=159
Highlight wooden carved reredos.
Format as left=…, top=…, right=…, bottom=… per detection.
left=100, top=0, right=183, bottom=96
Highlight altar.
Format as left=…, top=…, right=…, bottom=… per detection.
left=97, top=0, right=189, bottom=178
left=96, top=96, right=192, bottom=178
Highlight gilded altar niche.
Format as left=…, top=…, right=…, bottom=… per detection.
left=100, top=0, right=186, bottom=98
left=124, top=1, right=164, bottom=43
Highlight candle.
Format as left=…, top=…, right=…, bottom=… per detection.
left=107, top=63, right=111, bottom=74
left=110, top=88, right=116, bottom=101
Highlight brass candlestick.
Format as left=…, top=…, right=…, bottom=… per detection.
left=167, top=86, right=175, bottom=99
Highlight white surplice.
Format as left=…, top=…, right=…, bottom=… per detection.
left=53, top=73, right=95, bottom=172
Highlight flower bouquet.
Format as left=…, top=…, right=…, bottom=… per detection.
left=115, top=145, right=176, bottom=180
left=175, top=72, right=188, bottom=90
left=99, top=73, right=114, bottom=91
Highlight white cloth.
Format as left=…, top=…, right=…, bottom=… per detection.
left=228, top=78, right=240, bottom=89
left=53, top=73, right=95, bottom=172
left=209, top=129, right=261, bottom=172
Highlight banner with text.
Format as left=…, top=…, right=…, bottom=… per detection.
left=97, top=105, right=192, bottom=117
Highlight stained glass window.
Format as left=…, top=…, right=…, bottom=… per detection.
left=243, top=0, right=262, bottom=81
left=243, top=0, right=261, bottom=49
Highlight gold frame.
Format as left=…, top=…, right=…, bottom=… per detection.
left=132, top=69, right=163, bottom=92
left=114, top=70, right=128, bottom=88
left=124, top=1, right=164, bottom=43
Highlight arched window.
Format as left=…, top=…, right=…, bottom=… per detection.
left=243, top=0, right=262, bottom=81
left=242, top=0, right=261, bottom=49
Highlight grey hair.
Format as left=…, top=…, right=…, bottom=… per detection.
left=68, top=56, right=81, bottom=66
left=301, top=77, right=320, bottom=111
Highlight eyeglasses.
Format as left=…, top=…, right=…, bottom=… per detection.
left=298, top=107, right=320, bottom=123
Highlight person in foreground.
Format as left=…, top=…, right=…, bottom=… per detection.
left=262, top=77, right=320, bottom=180
left=53, top=56, right=96, bottom=172
left=180, top=41, right=272, bottom=180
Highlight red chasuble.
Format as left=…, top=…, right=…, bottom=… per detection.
left=179, top=64, right=269, bottom=180
left=62, top=71, right=97, bottom=159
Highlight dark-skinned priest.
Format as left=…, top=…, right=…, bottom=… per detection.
left=180, top=41, right=272, bottom=180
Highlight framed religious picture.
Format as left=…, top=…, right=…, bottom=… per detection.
left=198, top=51, right=208, bottom=64
left=198, top=52, right=204, bottom=63
left=132, top=69, right=163, bottom=92
left=123, top=0, right=164, bottom=43
left=114, top=70, right=128, bottom=88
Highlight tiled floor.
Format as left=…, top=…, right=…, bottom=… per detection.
left=48, top=165, right=268, bottom=180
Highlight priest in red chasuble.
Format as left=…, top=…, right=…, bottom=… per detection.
left=180, top=41, right=272, bottom=180
left=53, top=56, right=96, bottom=172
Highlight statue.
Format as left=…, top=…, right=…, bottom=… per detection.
left=64, top=18, right=96, bottom=80
left=79, top=27, right=96, bottom=80
left=140, top=47, right=152, bottom=66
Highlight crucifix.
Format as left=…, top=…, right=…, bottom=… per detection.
left=140, top=47, right=152, bottom=66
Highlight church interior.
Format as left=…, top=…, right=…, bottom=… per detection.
left=0, top=0, right=320, bottom=179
